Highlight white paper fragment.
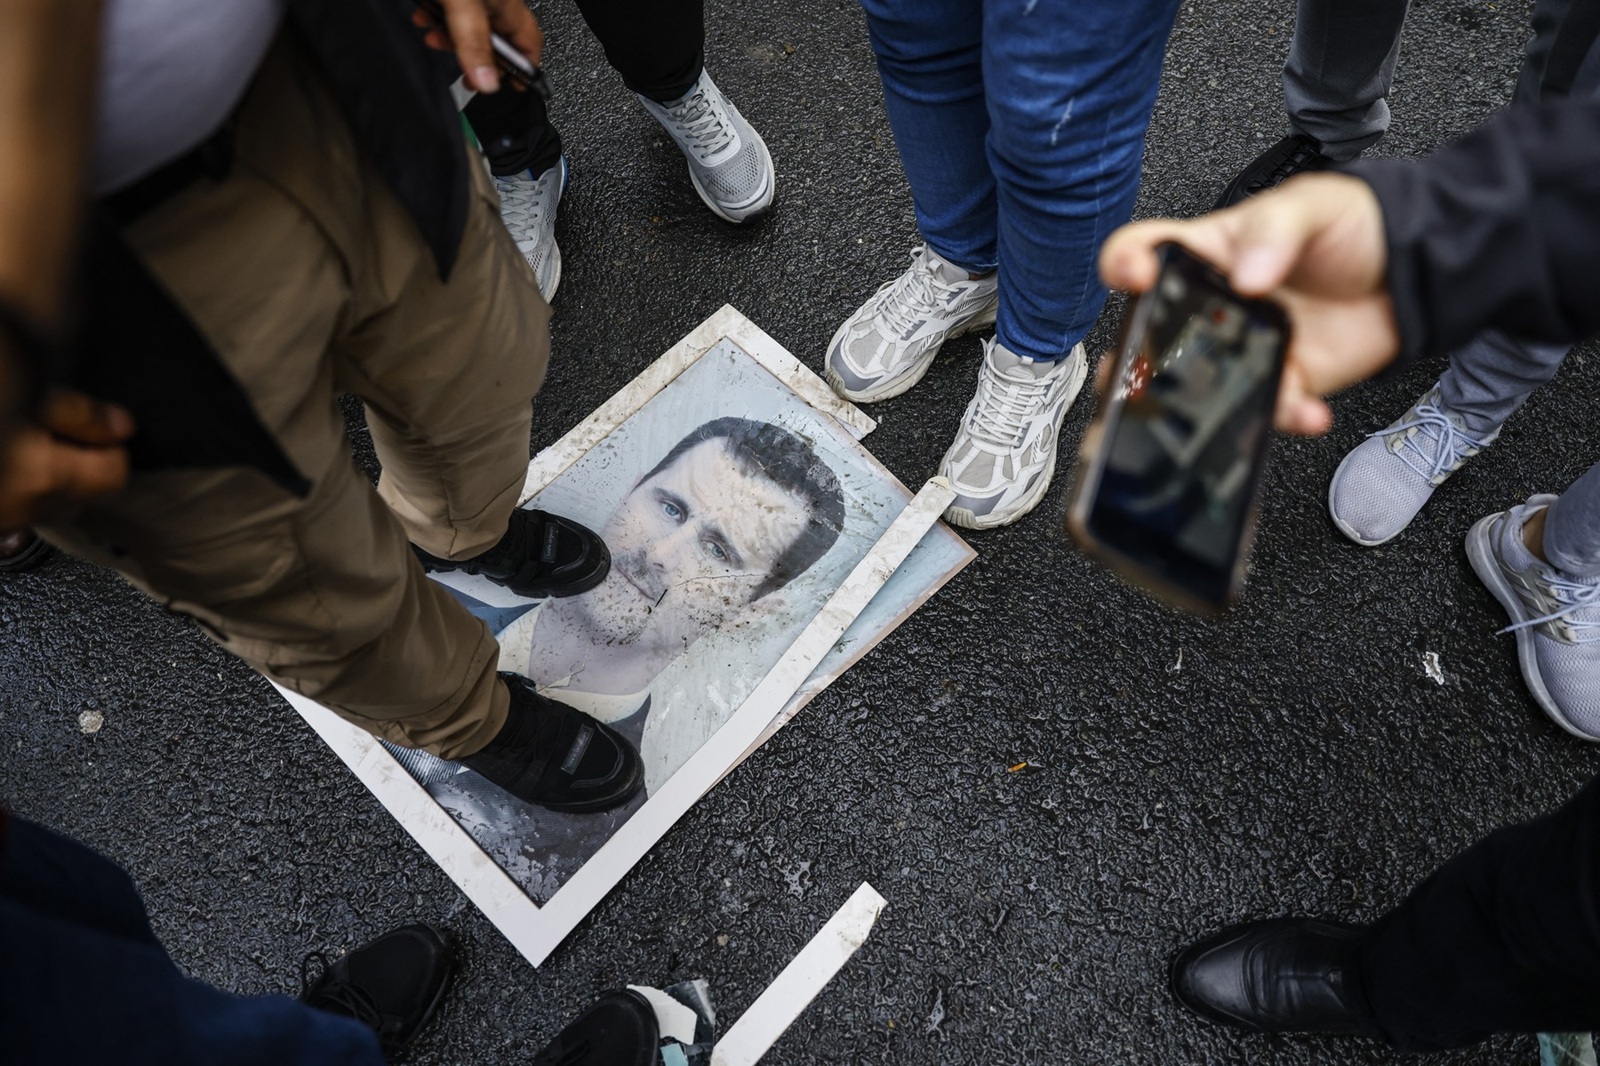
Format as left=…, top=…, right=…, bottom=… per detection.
left=627, top=985, right=700, bottom=1046
left=1539, top=1031, right=1597, bottom=1066
left=78, top=710, right=103, bottom=734
left=1422, top=651, right=1445, bottom=686
left=711, top=883, right=886, bottom=1066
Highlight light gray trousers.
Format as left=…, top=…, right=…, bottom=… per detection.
left=1286, top=0, right=1600, bottom=571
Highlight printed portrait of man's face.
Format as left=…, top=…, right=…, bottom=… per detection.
left=530, top=418, right=845, bottom=698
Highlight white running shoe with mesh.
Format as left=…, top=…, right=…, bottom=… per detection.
left=941, top=338, right=1088, bottom=530
left=1328, top=384, right=1498, bottom=547
left=637, top=70, right=774, bottom=223
left=495, top=156, right=567, bottom=303
left=1467, top=495, right=1600, bottom=740
left=825, top=245, right=999, bottom=403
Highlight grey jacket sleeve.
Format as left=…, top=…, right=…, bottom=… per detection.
left=1345, top=99, right=1600, bottom=365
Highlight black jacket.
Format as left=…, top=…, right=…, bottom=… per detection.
left=1349, top=99, right=1600, bottom=364
left=288, top=0, right=469, bottom=279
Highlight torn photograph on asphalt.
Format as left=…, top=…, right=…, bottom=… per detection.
left=275, top=308, right=970, bottom=965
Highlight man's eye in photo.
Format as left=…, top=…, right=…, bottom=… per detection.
left=661, top=500, right=682, bottom=520
left=704, top=540, right=727, bottom=562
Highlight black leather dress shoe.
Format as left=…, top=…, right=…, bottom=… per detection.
left=1170, top=918, right=1366, bottom=1034
left=532, top=988, right=659, bottom=1066
left=462, top=673, right=643, bottom=813
left=413, top=508, right=609, bottom=599
left=0, top=529, right=53, bottom=572
left=301, top=923, right=455, bottom=1056
left=1214, top=134, right=1346, bottom=209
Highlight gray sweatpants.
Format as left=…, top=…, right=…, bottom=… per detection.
left=1288, top=0, right=1600, bottom=571
left=1282, top=0, right=1410, bottom=161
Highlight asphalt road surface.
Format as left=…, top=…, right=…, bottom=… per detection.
left=5, top=1, right=1596, bottom=1063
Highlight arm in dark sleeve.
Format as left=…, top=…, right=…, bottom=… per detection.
left=1346, top=100, right=1600, bottom=363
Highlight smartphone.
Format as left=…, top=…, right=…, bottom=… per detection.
left=1067, top=243, right=1290, bottom=614
left=413, top=0, right=553, bottom=102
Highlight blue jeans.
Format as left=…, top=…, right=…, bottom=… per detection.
left=860, top=0, right=1182, bottom=362
left=0, top=816, right=385, bottom=1066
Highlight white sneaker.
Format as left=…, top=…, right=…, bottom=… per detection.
left=1466, top=495, right=1600, bottom=740
left=637, top=70, right=774, bottom=223
left=1328, top=384, right=1498, bottom=546
left=825, top=245, right=999, bottom=403
left=940, top=338, right=1088, bottom=529
left=495, top=156, right=567, bottom=303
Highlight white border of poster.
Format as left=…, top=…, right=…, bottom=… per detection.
left=277, top=308, right=962, bottom=967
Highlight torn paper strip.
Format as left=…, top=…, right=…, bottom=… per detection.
left=711, top=883, right=887, bottom=1066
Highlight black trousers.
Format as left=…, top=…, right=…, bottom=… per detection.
left=1, top=816, right=383, bottom=1063
left=1351, top=773, right=1600, bottom=1051
left=464, top=0, right=705, bottom=177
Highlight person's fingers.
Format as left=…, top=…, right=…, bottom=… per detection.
left=1098, top=222, right=1171, bottom=293
left=1272, top=362, right=1334, bottom=436
left=1223, top=190, right=1333, bottom=296
left=1099, top=217, right=1239, bottom=293
left=1093, top=348, right=1114, bottom=394
left=486, top=0, right=542, bottom=66
left=439, top=0, right=499, bottom=92
left=1225, top=173, right=1388, bottom=298
left=1278, top=289, right=1402, bottom=396
left=38, top=390, right=134, bottom=445
left=34, top=437, right=129, bottom=503
left=411, top=9, right=452, bottom=51
left=0, top=428, right=129, bottom=527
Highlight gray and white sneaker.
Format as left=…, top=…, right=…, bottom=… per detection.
left=825, top=245, right=999, bottom=403
left=496, top=156, right=567, bottom=302
left=1467, top=495, right=1600, bottom=740
left=637, top=70, right=774, bottom=223
left=1328, top=385, right=1498, bottom=546
left=940, top=338, right=1088, bottom=530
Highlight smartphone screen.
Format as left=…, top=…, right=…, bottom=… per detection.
left=1076, top=244, right=1288, bottom=609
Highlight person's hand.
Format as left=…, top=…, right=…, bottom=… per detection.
left=1099, top=172, right=1398, bottom=436
left=0, top=390, right=133, bottom=529
left=411, top=0, right=543, bottom=94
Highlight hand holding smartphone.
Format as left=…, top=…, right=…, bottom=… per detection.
left=412, top=0, right=552, bottom=101
left=1067, top=243, right=1290, bottom=614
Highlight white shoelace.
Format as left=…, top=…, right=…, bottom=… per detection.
left=496, top=171, right=558, bottom=254
left=874, top=249, right=950, bottom=337
left=497, top=172, right=553, bottom=223
left=662, top=88, right=735, bottom=160
left=1377, top=402, right=1491, bottom=481
left=966, top=361, right=1053, bottom=449
left=1501, top=574, right=1600, bottom=643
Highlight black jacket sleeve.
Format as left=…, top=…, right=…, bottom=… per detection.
left=1345, top=99, right=1600, bottom=364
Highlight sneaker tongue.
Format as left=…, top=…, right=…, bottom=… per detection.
left=925, top=249, right=974, bottom=286
left=990, top=342, right=1055, bottom=380
left=659, top=80, right=702, bottom=111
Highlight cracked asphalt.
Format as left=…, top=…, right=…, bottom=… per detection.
left=5, top=0, right=1598, bottom=1062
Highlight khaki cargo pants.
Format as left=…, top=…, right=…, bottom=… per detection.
left=42, top=37, right=544, bottom=758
